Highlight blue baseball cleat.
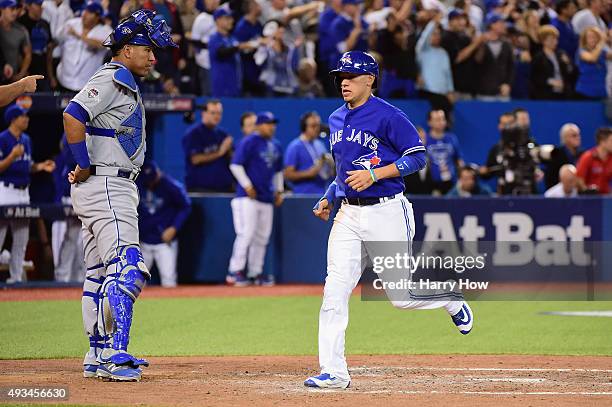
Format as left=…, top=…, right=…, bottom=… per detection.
left=451, top=302, right=473, bottom=335
left=96, top=363, right=142, bottom=381
left=254, top=274, right=275, bottom=287
left=304, top=373, right=350, bottom=389
left=83, top=364, right=99, bottom=378
left=226, top=271, right=251, bottom=287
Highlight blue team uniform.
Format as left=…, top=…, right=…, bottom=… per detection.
left=137, top=175, right=192, bottom=245
left=182, top=122, right=234, bottom=191
left=284, top=137, right=330, bottom=194
left=0, top=130, right=33, bottom=188
left=208, top=31, right=242, bottom=97
left=425, top=132, right=463, bottom=183
left=232, top=133, right=283, bottom=203
left=329, top=15, right=369, bottom=69
left=328, top=96, right=425, bottom=198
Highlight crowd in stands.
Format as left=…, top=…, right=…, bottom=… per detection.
left=1, top=0, right=611, bottom=100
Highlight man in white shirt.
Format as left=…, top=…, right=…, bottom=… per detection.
left=544, top=164, right=579, bottom=197
left=571, top=0, right=606, bottom=34
left=42, top=0, right=73, bottom=60
left=56, top=1, right=111, bottom=92
left=190, top=0, right=219, bottom=95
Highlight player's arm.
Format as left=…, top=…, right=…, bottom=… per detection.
left=63, top=101, right=91, bottom=183
left=191, top=136, right=233, bottom=165
left=162, top=184, right=192, bottom=243
left=0, top=76, right=42, bottom=106
left=313, top=176, right=338, bottom=221
left=0, top=144, right=24, bottom=173
left=346, top=151, right=426, bottom=192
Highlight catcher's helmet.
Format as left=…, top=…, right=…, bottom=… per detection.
left=103, top=9, right=178, bottom=50
left=329, top=51, right=378, bottom=89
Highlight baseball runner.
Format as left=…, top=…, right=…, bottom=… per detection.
left=227, top=111, right=284, bottom=286
left=62, top=9, right=177, bottom=381
left=304, top=51, right=474, bottom=389
left=0, top=104, right=55, bottom=283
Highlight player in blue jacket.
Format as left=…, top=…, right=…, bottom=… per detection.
left=304, top=51, right=474, bottom=389
left=227, top=111, right=284, bottom=286
left=137, top=160, right=191, bottom=287
left=0, top=105, right=55, bottom=283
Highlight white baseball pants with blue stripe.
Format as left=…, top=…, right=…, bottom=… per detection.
left=318, top=194, right=463, bottom=382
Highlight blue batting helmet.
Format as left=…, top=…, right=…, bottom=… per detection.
left=329, top=51, right=379, bottom=89
left=103, top=9, right=178, bottom=50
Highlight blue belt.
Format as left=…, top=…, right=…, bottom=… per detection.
left=86, top=126, right=115, bottom=138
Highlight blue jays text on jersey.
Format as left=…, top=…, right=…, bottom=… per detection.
left=328, top=96, right=425, bottom=199
left=0, top=130, right=33, bottom=187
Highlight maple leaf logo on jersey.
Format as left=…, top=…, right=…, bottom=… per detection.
left=352, top=151, right=381, bottom=170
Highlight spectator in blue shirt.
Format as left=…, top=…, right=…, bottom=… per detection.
left=425, top=109, right=464, bottom=195
left=234, top=0, right=265, bottom=96
left=137, top=160, right=192, bottom=288
left=284, top=111, right=334, bottom=194
left=575, top=26, right=611, bottom=99
left=550, top=0, right=578, bottom=60
left=317, top=0, right=342, bottom=94
left=182, top=99, right=234, bottom=192
left=329, top=0, right=369, bottom=71
left=0, top=105, right=54, bottom=284
left=446, top=166, right=493, bottom=197
left=208, top=6, right=257, bottom=97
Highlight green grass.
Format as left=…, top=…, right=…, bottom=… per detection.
left=1, top=296, right=611, bottom=359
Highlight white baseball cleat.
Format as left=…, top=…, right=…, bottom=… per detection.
left=304, top=373, right=350, bottom=389
left=450, top=301, right=473, bottom=334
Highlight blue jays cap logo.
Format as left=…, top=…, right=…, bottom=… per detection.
left=121, top=27, right=132, bottom=34
left=340, top=54, right=352, bottom=65
left=352, top=151, right=381, bottom=170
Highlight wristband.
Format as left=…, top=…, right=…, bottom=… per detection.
left=68, top=140, right=91, bottom=169
left=369, top=168, right=378, bottom=183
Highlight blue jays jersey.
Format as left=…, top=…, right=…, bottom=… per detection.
left=0, top=130, right=32, bottom=187
left=328, top=96, right=425, bottom=198
left=232, top=133, right=283, bottom=204
left=182, top=122, right=234, bottom=191
left=137, top=175, right=192, bottom=245
left=425, top=132, right=463, bottom=183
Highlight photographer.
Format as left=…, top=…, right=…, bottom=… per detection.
left=480, top=110, right=540, bottom=195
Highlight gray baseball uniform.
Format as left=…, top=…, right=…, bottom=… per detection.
left=68, top=61, right=150, bottom=368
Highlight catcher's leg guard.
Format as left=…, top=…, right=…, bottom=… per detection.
left=97, top=246, right=150, bottom=372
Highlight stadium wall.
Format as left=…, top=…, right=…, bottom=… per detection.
left=151, top=98, right=610, bottom=183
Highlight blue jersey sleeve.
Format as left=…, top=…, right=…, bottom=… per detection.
left=386, top=111, right=426, bottom=157
left=168, top=179, right=192, bottom=230
left=182, top=128, right=202, bottom=158
left=284, top=141, right=299, bottom=168
left=451, top=133, right=463, bottom=162
left=232, top=137, right=250, bottom=165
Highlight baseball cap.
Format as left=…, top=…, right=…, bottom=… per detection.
left=0, top=0, right=19, bottom=8
left=448, top=9, right=466, bottom=20
left=485, top=12, right=504, bottom=27
left=139, top=160, right=160, bottom=184
left=4, top=105, right=28, bottom=124
left=213, top=6, right=231, bottom=20
left=256, top=111, right=278, bottom=125
left=25, top=0, right=44, bottom=5
left=84, top=1, right=104, bottom=15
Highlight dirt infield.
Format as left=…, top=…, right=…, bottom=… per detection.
left=1, top=355, right=612, bottom=406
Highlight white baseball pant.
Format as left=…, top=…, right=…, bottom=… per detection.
left=318, top=194, right=463, bottom=381
left=141, top=240, right=178, bottom=287
left=228, top=197, right=273, bottom=278
left=0, top=183, right=30, bottom=283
